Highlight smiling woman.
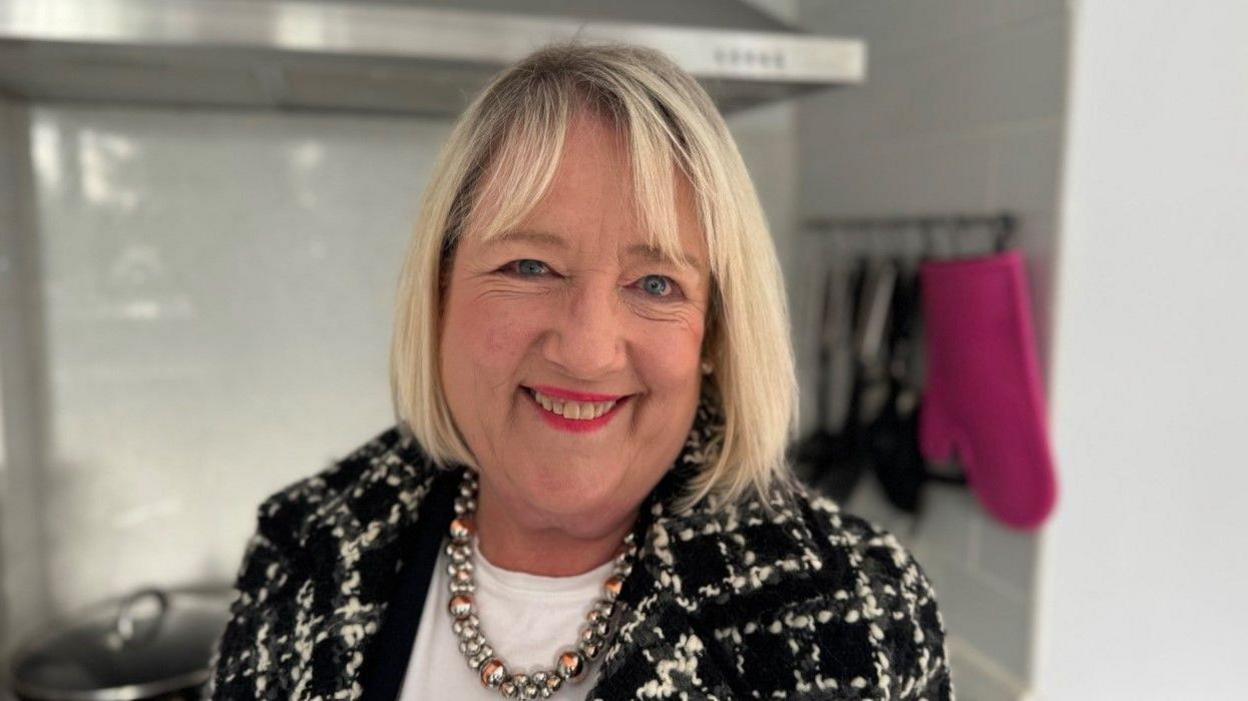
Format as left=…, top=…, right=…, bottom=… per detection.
left=206, top=42, right=953, bottom=701
left=437, top=111, right=715, bottom=580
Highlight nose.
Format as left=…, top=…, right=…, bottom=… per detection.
left=542, top=280, right=627, bottom=380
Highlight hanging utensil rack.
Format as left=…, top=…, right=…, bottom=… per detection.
left=803, top=212, right=1018, bottom=255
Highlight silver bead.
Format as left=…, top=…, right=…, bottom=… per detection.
left=447, top=543, right=470, bottom=562
left=592, top=598, right=615, bottom=619
left=500, top=680, right=519, bottom=698
left=579, top=636, right=604, bottom=658
left=460, top=628, right=483, bottom=643
left=579, top=639, right=603, bottom=660
left=544, top=673, right=564, bottom=693
left=531, top=671, right=549, bottom=687
left=469, top=649, right=491, bottom=670
left=450, top=580, right=476, bottom=594
left=511, top=674, right=529, bottom=693
left=451, top=613, right=479, bottom=636
left=592, top=619, right=610, bottom=637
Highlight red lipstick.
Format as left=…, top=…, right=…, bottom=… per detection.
left=522, top=386, right=632, bottom=434
left=528, top=385, right=628, bottom=402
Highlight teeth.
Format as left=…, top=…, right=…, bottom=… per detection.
left=531, top=389, right=618, bottom=421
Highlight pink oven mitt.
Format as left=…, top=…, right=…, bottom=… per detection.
left=918, top=249, right=1058, bottom=530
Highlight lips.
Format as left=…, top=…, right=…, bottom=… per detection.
left=527, top=385, right=629, bottom=402
left=520, top=385, right=633, bottom=433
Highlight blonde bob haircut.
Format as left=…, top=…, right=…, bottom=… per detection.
left=390, top=41, right=799, bottom=514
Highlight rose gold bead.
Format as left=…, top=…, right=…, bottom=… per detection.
left=448, top=594, right=474, bottom=619
left=480, top=658, right=507, bottom=689
left=450, top=517, right=475, bottom=542
left=557, top=650, right=585, bottom=681
left=603, top=575, right=624, bottom=599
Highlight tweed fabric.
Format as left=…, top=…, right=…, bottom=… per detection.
left=205, top=391, right=954, bottom=699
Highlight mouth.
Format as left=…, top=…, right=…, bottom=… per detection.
left=520, top=386, right=634, bottom=433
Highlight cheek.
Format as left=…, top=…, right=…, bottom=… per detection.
left=443, top=293, right=544, bottom=375
left=632, top=317, right=705, bottom=388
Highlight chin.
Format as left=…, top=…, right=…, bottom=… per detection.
left=516, top=468, right=636, bottom=530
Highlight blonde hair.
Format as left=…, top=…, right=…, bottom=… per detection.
left=390, top=41, right=798, bottom=514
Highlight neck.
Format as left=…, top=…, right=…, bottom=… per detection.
left=473, top=473, right=638, bottom=577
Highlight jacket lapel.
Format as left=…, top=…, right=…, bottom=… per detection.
left=291, top=434, right=442, bottom=701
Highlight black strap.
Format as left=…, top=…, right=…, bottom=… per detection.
left=358, top=466, right=462, bottom=700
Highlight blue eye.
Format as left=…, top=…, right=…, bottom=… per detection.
left=512, top=259, right=549, bottom=276
left=639, top=275, right=674, bottom=297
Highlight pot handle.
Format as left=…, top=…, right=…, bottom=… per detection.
left=113, top=587, right=169, bottom=647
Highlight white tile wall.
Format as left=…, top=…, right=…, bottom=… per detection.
left=797, top=2, right=1070, bottom=698
left=8, top=105, right=454, bottom=634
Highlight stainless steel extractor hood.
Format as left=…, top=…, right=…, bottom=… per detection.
left=0, top=0, right=865, bottom=116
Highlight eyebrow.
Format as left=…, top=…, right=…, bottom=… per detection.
left=489, top=229, right=708, bottom=274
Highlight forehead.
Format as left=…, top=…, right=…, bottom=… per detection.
left=465, top=111, right=708, bottom=273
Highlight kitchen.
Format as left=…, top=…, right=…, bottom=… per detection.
left=1, top=1, right=1244, bottom=699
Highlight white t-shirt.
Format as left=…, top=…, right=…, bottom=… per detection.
left=398, top=535, right=614, bottom=700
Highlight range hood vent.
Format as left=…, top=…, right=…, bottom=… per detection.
left=0, top=0, right=866, bottom=116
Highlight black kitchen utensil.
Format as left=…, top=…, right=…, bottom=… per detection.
left=864, top=256, right=967, bottom=518
left=791, top=259, right=868, bottom=504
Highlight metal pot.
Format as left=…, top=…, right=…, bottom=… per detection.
left=8, top=584, right=234, bottom=701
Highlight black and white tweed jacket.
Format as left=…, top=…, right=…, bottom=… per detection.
left=205, top=393, right=954, bottom=700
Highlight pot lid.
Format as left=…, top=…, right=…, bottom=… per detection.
left=10, top=585, right=234, bottom=701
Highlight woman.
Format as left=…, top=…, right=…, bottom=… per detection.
left=206, top=42, right=953, bottom=700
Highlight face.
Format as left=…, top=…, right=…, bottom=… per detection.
left=438, top=112, right=711, bottom=539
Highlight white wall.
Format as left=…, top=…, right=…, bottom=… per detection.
left=1037, top=1, right=1248, bottom=698
left=797, top=2, right=1068, bottom=698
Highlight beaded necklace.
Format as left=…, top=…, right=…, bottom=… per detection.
left=444, top=470, right=637, bottom=698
